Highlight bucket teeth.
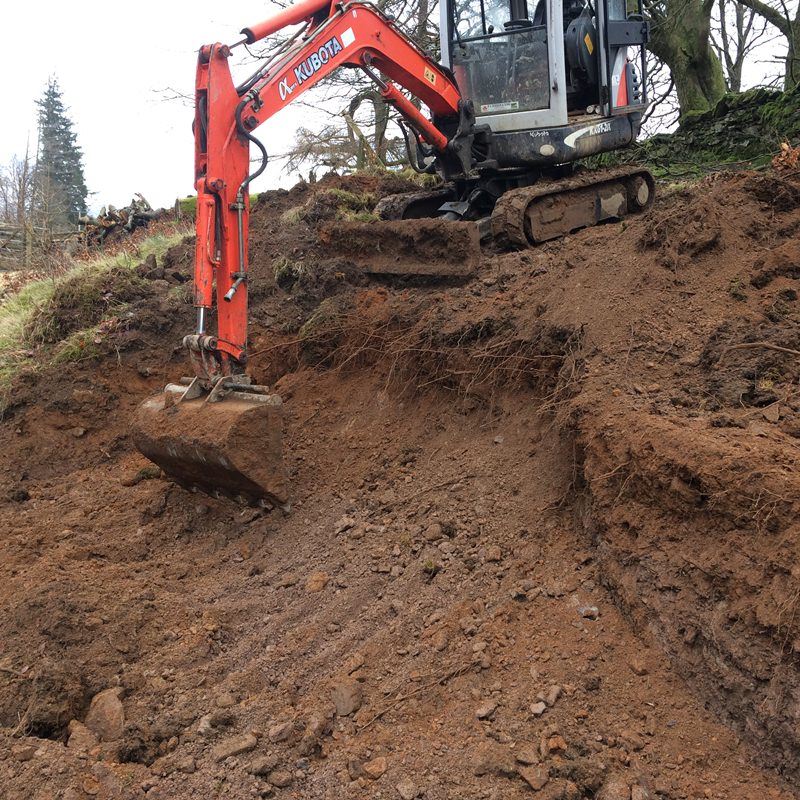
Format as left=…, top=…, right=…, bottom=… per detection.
left=132, top=386, right=288, bottom=506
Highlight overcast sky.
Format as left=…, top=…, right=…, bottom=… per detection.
left=2, top=1, right=312, bottom=213
left=2, top=2, right=789, bottom=215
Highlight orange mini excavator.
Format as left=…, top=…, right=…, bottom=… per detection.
left=133, top=0, right=652, bottom=505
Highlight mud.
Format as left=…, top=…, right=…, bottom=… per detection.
left=1, top=169, right=800, bottom=799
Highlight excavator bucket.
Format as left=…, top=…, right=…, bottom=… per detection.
left=132, top=384, right=288, bottom=507
left=318, top=218, right=481, bottom=278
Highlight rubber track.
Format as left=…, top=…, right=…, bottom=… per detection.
left=375, top=188, right=455, bottom=221
left=490, top=166, right=655, bottom=249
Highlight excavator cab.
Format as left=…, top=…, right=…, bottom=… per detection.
left=443, top=0, right=648, bottom=126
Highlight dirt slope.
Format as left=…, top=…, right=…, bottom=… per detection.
left=1, top=169, right=799, bottom=800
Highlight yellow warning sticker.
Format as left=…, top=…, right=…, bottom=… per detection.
left=424, top=67, right=437, bottom=85
left=584, top=33, right=594, bottom=54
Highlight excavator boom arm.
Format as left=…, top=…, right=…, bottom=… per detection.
left=192, top=0, right=463, bottom=380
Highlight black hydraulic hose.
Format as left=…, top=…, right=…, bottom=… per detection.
left=235, top=99, right=269, bottom=192
left=223, top=99, right=270, bottom=304
left=398, top=120, right=429, bottom=174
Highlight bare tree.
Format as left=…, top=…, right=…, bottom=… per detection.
left=734, top=0, right=800, bottom=87
left=710, top=0, right=775, bottom=90
left=0, top=149, right=35, bottom=226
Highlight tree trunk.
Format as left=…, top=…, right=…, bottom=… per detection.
left=648, top=0, right=728, bottom=116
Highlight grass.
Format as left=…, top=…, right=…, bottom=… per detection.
left=0, top=225, right=190, bottom=411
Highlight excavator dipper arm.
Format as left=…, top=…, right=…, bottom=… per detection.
left=193, top=0, right=463, bottom=380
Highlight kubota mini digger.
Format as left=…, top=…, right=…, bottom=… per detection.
left=133, top=0, right=653, bottom=504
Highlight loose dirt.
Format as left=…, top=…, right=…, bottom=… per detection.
left=1, top=169, right=800, bottom=800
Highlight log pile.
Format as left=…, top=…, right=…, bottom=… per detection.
left=79, top=194, right=165, bottom=245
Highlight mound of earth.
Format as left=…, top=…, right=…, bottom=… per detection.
left=1, top=169, right=800, bottom=800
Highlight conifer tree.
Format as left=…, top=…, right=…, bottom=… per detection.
left=34, top=77, right=88, bottom=227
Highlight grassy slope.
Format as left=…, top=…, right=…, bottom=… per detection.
left=0, top=228, right=190, bottom=410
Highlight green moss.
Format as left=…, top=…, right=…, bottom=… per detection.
left=593, top=85, right=800, bottom=179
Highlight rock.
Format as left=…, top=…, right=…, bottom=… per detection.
left=580, top=605, right=600, bottom=620
left=519, top=765, right=550, bottom=791
left=424, top=522, right=444, bottom=541
left=305, top=571, right=329, bottom=592
left=268, top=720, right=294, bottom=743
left=597, top=777, right=631, bottom=800
left=547, top=735, right=568, bottom=753
left=277, top=573, right=299, bottom=588
left=67, top=720, right=99, bottom=751
left=475, top=700, right=498, bottom=719
left=212, top=732, right=258, bottom=762
left=515, top=745, right=539, bottom=765
left=84, top=687, right=125, bottom=742
left=486, top=545, right=502, bottom=562
left=268, top=769, right=293, bottom=788
left=631, top=788, right=651, bottom=800
left=541, top=685, right=562, bottom=707
left=619, top=729, right=646, bottom=752
left=11, top=743, right=36, bottom=762
left=396, top=777, right=417, bottom=799
left=215, top=692, right=236, bottom=709
left=331, top=679, right=363, bottom=716
left=530, top=701, right=548, bottom=717
left=335, top=515, right=356, bottom=533
left=629, top=658, right=648, bottom=676
left=362, top=756, right=387, bottom=780
left=197, top=714, right=214, bottom=736
left=69, top=427, right=87, bottom=438
left=249, top=755, right=280, bottom=776
left=472, top=743, right=516, bottom=777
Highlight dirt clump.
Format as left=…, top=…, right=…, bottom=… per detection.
left=1, top=170, right=800, bottom=799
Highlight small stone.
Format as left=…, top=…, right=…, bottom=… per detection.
left=472, top=743, right=516, bottom=777
left=212, top=732, right=258, bottom=762
left=84, top=687, right=125, bottom=742
left=423, top=522, right=443, bottom=542
left=69, top=427, right=87, bottom=438
left=629, top=658, right=648, bottom=676
left=11, top=744, right=36, bottom=762
left=67, top=720, right=99, bottom=751
left=278, top=573, right=298, bottom=588
left=305, top=571, right=329, bottom=592
left=396, top=777, right=417, bottom=799
left=335, top=515, right=356, bottom=533
left=249, top=755, right=280, bottom=776
left=519, top=765, right=549, bottom=791
left=268, top=769, right=293, bottom=788
left=331, top=679, right=363, bottom=716
left=215, top=692, right=236, bottom=709
left=598, top=777, right=631, bottom=800
left=631, top=787, right=651, bottom=800
left=619, top=729, right=646, bottom=752
left=515, top=745, right=539, bottom=765
left=486, top=546, right=502, bottom=562
left=475, top=700, right=498, bottom=719
left=580, top=605, right=600, bottom=620
left=362, top=756, right=387, bottom=780
left=547, top=735, right=567, bottom=753
left=530, top=701, right=547, bottom=716
left=268, top=720, right=294, bottom=743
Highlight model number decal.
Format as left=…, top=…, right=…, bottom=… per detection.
left=279, top=34, right=347, bottom=100
left=564, top=121, right=612, bottom=149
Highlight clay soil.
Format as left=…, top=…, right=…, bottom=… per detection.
left=2, top=169, right=800, bottom=800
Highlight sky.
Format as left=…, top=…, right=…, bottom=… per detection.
left=2, top=2, right=790, bottom=215
left=1, top=1, right=313, bottom=213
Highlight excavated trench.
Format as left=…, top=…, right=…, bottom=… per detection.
left=1, top=169, right=799, bottom=798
